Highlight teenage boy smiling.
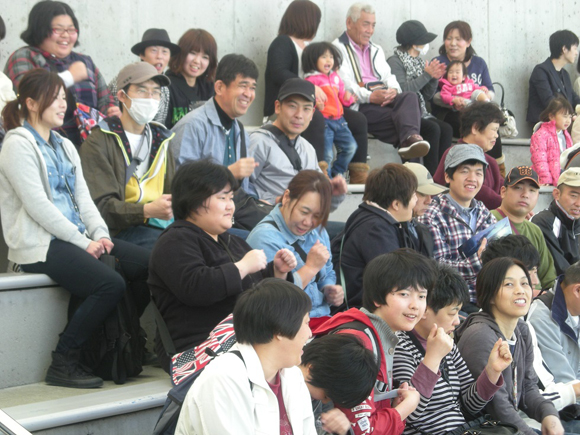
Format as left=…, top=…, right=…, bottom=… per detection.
left=314, top=249, right=436, bottom=435
left=418, top=144, right=496, bottom=311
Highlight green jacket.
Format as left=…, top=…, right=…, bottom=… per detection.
left=79, top=117, right=175, bottom=235
left=491, top=209, right=557, bottom=290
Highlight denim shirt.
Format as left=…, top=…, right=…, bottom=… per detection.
left=445, top=193, right=478, bottom=232
left=23, top=121, right=86, bottom=235
left=246, top=205, right=334, bottom=317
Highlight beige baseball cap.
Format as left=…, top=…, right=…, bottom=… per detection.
left=558, top=168, right=580, bottom=187
left=404, top=162, right=447, bottom=195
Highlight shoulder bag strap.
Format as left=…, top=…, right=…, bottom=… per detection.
left=260, top=124, right=302, bottom=171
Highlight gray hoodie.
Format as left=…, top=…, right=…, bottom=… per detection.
left=0, top=127, right=109, bottom=264
left=455, top=312, right=558, bottom=435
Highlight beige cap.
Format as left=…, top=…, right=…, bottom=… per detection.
left=117, top=62, right=170, bottom=89
left=404, top=162, right=448, bottom=195
left=558, top=168, right=580, bottom=187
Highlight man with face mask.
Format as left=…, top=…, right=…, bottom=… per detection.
left=80, top=62, right=175, bottom=250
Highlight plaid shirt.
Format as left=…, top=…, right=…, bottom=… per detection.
left=5, top=46, right=113, bottom=114
left=418, top=195, right=496, bottom=302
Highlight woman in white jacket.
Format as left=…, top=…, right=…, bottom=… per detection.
left=0, top=68, right=149, bottom=389
left=175, top=278, right=317, bottom=435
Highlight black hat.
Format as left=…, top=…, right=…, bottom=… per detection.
left=504, top=166, right=540, bottom=188
left=396, top=20, right=437, bottom=46
left=131, top=29, right=180, bottom=56
left=277, top=78, right=316, bottom=103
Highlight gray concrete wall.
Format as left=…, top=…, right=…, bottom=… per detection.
left=1, top=1, right=579, bottom=136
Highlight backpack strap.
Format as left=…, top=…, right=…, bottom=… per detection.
left=260, top=124, right=302, bottom=171
left=537, top=291, right=555, bottom=310
left=260, top=220, right=321, bottom=282
left=151, top=299, right=177, bottom=356
left=238, top=121, right=247, bottom=159
left=342, top=42, right=364, bottom=87
left=231, top=350, right=253, bottom=391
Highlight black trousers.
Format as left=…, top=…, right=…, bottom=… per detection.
left=21, top=238, right=150, bottom=354
left=359, top=92, right=421, bottom=146
left=302, top=108, right=369, bottom=164
left=421, top=117, right=454, bottom=174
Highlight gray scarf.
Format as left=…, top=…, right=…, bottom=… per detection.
left=394, top=48, right=428, bottom=117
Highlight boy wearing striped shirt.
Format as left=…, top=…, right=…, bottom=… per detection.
left=393, top=263, right=509, bottom=435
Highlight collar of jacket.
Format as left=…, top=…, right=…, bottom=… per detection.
left=434, top=194, right=485, bottom=230
left=551, top=275, right=579, bottom=342
left=96, top=116, right=174, bottom=165
left=550, top=200, right=580, bottom=233
left=338, top=31, right=377, bottom=51
left=204, top=97, right=239, bottom=132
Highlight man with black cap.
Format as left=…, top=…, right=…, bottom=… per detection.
left=333, top=4, right=429, bottom=160
left=249, top=78, right=347, bottom=206
left=418, top=144, right=496, bottom=310
left=533, top=168, right=580, bottom=275
left=491, top=166, right=557, bottom=290
left=108, top=28, right=180, bottom=124
left=80, top=62, right=175, bottom=250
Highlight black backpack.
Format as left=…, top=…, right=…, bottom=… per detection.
left=68, top=253, right=146, bottom=384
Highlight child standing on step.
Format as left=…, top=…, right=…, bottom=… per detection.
left=303, top=42, right=358, bottom=178
left=530, top=96, right=574, bottom=186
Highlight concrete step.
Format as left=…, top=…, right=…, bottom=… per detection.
left=0, top=366, right=170, bottom=434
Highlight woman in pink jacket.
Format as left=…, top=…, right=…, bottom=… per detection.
left=303, top=42, right=357, bottom=178
left=531, top=96, right=574, bottom=185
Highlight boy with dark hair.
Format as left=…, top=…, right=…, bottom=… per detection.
left=393, top=263, right=508, bottom=435
left=528, top=29, right=580, bottom=124
left=332, top=163, right=433, bottom=309
left=176, top=278, right=316, bottom=434
left=418, top=144, right=496, bottom=309
left=314, top=249, right=436, bottom=435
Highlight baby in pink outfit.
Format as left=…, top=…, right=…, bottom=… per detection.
left=439, top=60, right=492, bottom=107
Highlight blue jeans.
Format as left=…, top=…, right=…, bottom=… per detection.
left=324, top=117, right=357, bottom=177
left=115, top=225, right=164, bottom=250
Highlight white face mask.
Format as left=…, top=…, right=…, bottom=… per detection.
left=122, top=91, right=160, bottom=125
left=415, top=43, right=430, bottom=56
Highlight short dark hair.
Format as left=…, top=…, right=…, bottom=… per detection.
left=0, top=15, right=5, bottom=41
left=363, top=163, right=418, bottom=210
left=215, top=54, right=259, bottom=87
left=301, top=42, right=342, bottom=75
left=438, top=21, right=475, bottom=62
left=171, top=160, right=238, bottom=220
left=21, top=1, right=80, bottom=48
left=444, top=159, right=486, bottom=183
left=539, top=96, right=574, bottom=122
left=362, top=249, right=437, bottom=312
left=169, top=29, right=218, bottom=82
left=549, top=30, right=579, bottom=59
left=302, top=334, right=378, bottom=408
left=428, top=263, right=469, bottom=313
left=459, top=101, right=505, bottom=138
left=476, top=257, right=531, bottom=313
left=3, top=69, right=65, bottom=131
left=445, top=60, right=467, bottom=80
left=278, top=0, right=321, bottom=40
left=481, top=235, right=540, bottom=271
left=234, top=278, right=311, bottom=345
left=563, top=262, right=580, bottom=287
left=286, top=170, right=332, bottom=227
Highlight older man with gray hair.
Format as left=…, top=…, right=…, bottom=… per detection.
left=333, top=3, right=428, bottom=160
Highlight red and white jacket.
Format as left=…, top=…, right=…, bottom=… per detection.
left=313, top=309, right=405, bottom=435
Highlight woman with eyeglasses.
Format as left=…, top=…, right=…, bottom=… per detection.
left=4, top=1, right=119, bottom=146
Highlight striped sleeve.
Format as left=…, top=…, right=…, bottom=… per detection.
left=453, top=346, right=490, bottom=417
left=393, top=334, right=474, bottom=435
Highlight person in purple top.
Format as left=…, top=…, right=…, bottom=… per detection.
left=432, top=21, right=505, bottom=175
